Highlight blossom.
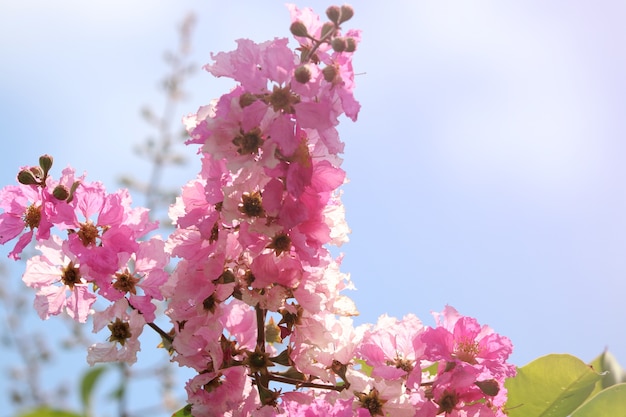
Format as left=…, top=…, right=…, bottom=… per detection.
left=23, top=235, right=97, bottom=323
left=358, top=314, right=425, bottom=388
left=96, top=237, right=169, bottom=323
left=184, top=366, right=258, bottom=417
left=87, top=298, right=145, bottom=365
left=0, top=182, right=53, bottom=259
left=50, top=182, right=157, bottom=277
left=420, top=306, right=516, bottom=381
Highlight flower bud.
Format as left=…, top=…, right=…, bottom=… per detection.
left=322, top=65, right=338, bottom=82
left=52, top=184, right=70, bottom=201
left=66, top=180, right=81, bottom=204
left=289, top=21, right=308, bottom=37
left=29, top=166, right=44, bottom=179
left=294, top=65, right=312, bottom=83
left=320, top=22, right=335, bottom=39
left=345, top=37, right=356, bottom=52
left=326, top=6, right=341, bottom=24
left=17, top=169, right=39, bottom=185
left=38, top=154, right=53, bottom=175
left=339, top=5, right=354, bottom=23
left=239, top=92, right=257, bottom=108
left=331, top=37, right=347, bottom=52
left=475, top=379, right=500, bottom=396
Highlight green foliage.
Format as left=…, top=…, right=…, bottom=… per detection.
left=171, top=404, right=193, bottom=417
left=17, top=407, right=84, bottom=417
left=571, top=383, right=626, bottom=417
left=354, top=358, right=373, bottom=377
left=589, top=349, right=626, bottom=395
left=79, top=366, right=108, bottom=417
left=505, top=354, right=602, bottom=417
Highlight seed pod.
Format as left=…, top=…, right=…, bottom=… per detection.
left=340, top=5, right=354, bottom=23
left=17, top=169, right=39, bottom=185
left=331, top=37, right=347, bottom=52
left=326, top=6, right=341, bottom=24
left=294, top=65, right=312, bottom=83
left=345, top=37, right=356, bottom=52
left=38, top=154, right=53, bottom=175
left=52, top=184, right=70, bottom=201
left=289, top=21, right=308, bottom=37
left=322, top=65, right=338, bottom=82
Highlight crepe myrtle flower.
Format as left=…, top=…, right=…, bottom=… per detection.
left=87, top=298, right=145, bottom=366
left=420, top=306, right=516, bottom=381
left=22, top=235, right=97, bottom=323
left=0, top=162, right=81, bottom=260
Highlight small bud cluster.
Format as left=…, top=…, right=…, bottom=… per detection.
left=290, top=4, right=358, bottom=86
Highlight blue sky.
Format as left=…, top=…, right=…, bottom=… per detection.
left=1, top=1, right=626, bottom=415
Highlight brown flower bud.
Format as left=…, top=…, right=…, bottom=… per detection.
left=52, top=184, right=70, bottom=201
left=289, top=21, right=308, bottom=37
left=326, top=6, right=341, bottom=24
left=345, top=37, right=356, bottom=52
left=38, top=154, right=53, bottom=175
left=339, top=5, right=354, bottom=23
left=320, top=22, right=335, bottom=39
left=239, top=92, right=257, bottom=108
left=322, top=65, right=338, bottom=82
left=29, top=166, right=44, bottom=179
left=475, top=379, right=500, bottom=396
left=331, top=37, right=347, bottom=52
left=294, top=65, right=312, bottom=83
left=17, top=169, right=39, bottom=185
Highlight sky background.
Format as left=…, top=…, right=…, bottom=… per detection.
left=1, top=1, right=626, bottom=416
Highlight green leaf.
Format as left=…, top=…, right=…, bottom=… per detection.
left=79, top=365, right=108, bottom=415
left=354, top=358, right=373, bottom=377
left=571, top=383, right=626, bottom=417
left=588, top=349, right=626, bottom=395
left=505, top=353, right=603, bottom=417
left=171, top=404, right=193, bottom=417
left=17, top=407, right=84, bottom=417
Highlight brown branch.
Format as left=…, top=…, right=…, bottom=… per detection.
left=267, top=374, right=348, bottom=392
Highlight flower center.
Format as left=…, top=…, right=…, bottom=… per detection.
left=233, top=127, right=264, bottom=155
left=23, top=204, right=42, bottom=230
left=454, top=338, right=480, bottom=364
left=267, top=232, right=291, bottom=256
left=240, top=192, right=264, bottom=217
left=356, top=388, right=387, bottom=417
left=61, top=261, right=81, bottom=290
left=77, top=221, right=103, bottom=246
left=113, top=269, right=141, bottom=295
left=107, top=318, right=132, bottom=346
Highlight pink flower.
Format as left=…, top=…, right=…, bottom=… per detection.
left=279, top=392, right=353, bottom=417
left=358, top=314, right=425, bottom=388
left=96, top=237, right=169, bottom=322
left=51, top=182, right=157, bottom=276
left=87, top=298, right=145, bottom=365
left=205, top=38, right=295, bottom=92
left=23, top=235, right=97, bottom=323
left=185, top=366, right=257, bottom=417
left=0, top=183, right=54, bottom=259
left=420, top=306, right=516, bottom=381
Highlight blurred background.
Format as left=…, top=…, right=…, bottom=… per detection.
left=1, top=1, right=625, bottom=416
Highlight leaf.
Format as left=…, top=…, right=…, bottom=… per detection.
left=588, top=349, right=626, bottom=395
left=504, top=353, right=603, bottom=417
left=354, top=358, right=373, bottom=377
left=171, top=404, right=193, bottom=417
left=17, top=407, right=84, bottom=417
left=79, top=366, right=108, bottom=415
left=571, top=383, right=626, bottom=417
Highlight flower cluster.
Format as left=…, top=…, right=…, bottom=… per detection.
left=0, top=4, right=515, bottom=417
left=0, top=159, right=163, bottom=363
